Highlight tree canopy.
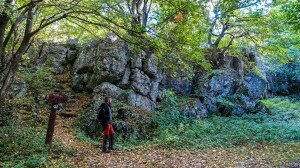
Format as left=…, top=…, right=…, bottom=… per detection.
left=0, top=0, right=299, bottom=101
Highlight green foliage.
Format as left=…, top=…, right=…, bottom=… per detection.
left=2, top=0, right=300, bottom=83
left=154, top=90, right=189, bottom=127
left=0, top=117, right=74, bottom=167
left=281, top=0, right=300, bottom=31
left=23, top=65, right=56, bottom=94
left=245, top=63, right=265, bottom=79
left=261, top=96, right=300, bottom=119
left=151, top=95, right=300, bottom=149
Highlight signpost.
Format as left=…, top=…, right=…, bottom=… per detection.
left=45, top=91, right=68, bottom=147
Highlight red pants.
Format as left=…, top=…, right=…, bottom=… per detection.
left=102, top=124, right=115, bottom=145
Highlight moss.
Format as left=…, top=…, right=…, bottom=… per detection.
left=252, top=66, right=265, bottom=79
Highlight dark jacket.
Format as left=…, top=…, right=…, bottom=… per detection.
left=99, top=103, right=112, bottom=127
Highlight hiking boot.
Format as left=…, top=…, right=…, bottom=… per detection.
left=102, top=137, right=110, bottom=153
left=109, top=133, right=115, bottom=150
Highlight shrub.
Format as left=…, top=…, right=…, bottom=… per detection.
left=23, top=65, right=56, bottom=95
left=151, top=94, right=300, bottom=149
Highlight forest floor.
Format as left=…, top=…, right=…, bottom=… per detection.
left=50, top=95, right=300, bottom=168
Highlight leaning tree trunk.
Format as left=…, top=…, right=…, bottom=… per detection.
left=0, top=0, right=14, bottom=74
left=0, top=57, right=18, bottom=102
left=0, top=6, right=33, bottom=103
left=0, top=39, right=29, bottom=101
left=0, top=17, right=8, bottom=74
left=0, top=40, right=31, bottom=103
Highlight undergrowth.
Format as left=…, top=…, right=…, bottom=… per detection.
left=0, top=61, right=75, bottom=167
left=0, top=116, right=74, bottom=167
left=151, top=93, right=300, bottom=149
left=75, top=91, right=300, bottom=150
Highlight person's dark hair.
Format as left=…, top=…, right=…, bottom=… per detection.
left=104, top=97, right=111, bottom=103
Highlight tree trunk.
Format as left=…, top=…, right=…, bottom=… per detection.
left=0, top=0, right=14, bottom=73
left=0, top=6, right=33, bottom=103
left=0, top=56, right=18, bottom=102
left=0, top=15, right=9, bottom=73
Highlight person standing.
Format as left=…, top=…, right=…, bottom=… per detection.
left=98, top=97, right=115, bottom=153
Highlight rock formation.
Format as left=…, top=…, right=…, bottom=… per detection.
left=71, top=34, right=162, bottom=111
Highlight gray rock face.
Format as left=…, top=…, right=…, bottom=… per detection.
left=193, top=69, right=269, bottom=117
left=130, top=52, right=143, bottom=69
left=106, top=32, right=120, bottom=43
left=127, top=90, right=155, bottom=111
left=85, top=109, right=102, bottom=138
left=143, top=53, right=158, bottom=77
left=207, top=73, right=238, bottom=97
left=130, top=69, right=151, bottom=96
left=193, top=70, right=239, bottom=114
left=224, top=56, right=246, bottom=76
left=161, top=77, right=193, bottom=95
left=232, top=106, right=245, bottom=117
left=231, top=93, right=267, bottom=114
left=72, top=46, right=96, bottom=74
left=72, top=73, right=92, bottom=91
left=33, top=43, right=79, bottom=74
left=67, top=38, right=79, bottom=47
left=72, top=41, right=129, bottom=91
left=67, top=49, right=78, bottom=63
left=202, top=96, right=218, bottom=113
left=46, top=45, right=68, bottom=74
left=93, top=44, right=129, bottom=84
left=71, top=33, right=163, bottom=111
left=149, top=79, right=160, bottom=101
left=267, top=71, right=290, bottom=95
left=238, top=94, right=257, bottom=109
left=184, top=99, right=209, bottom=119
left=199, top=69, right=240, bottom=98
left=119, top=68, right=131, bottom=88
left=242, top=72, right=268, bottom=99
left=93, top=82, right=123, bottom=99
left=266, top=63, right=300, bottom=95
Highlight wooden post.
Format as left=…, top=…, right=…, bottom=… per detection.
left=45, top=92, right=68, bottom=152
left=45, top=105, right=57, bottom=145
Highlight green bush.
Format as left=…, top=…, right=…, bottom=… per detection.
left=23, top=65, right=56, bottom=95
left=150, top=94, right=300, bottom=149
left=154, top=90, right=189, bottom=129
